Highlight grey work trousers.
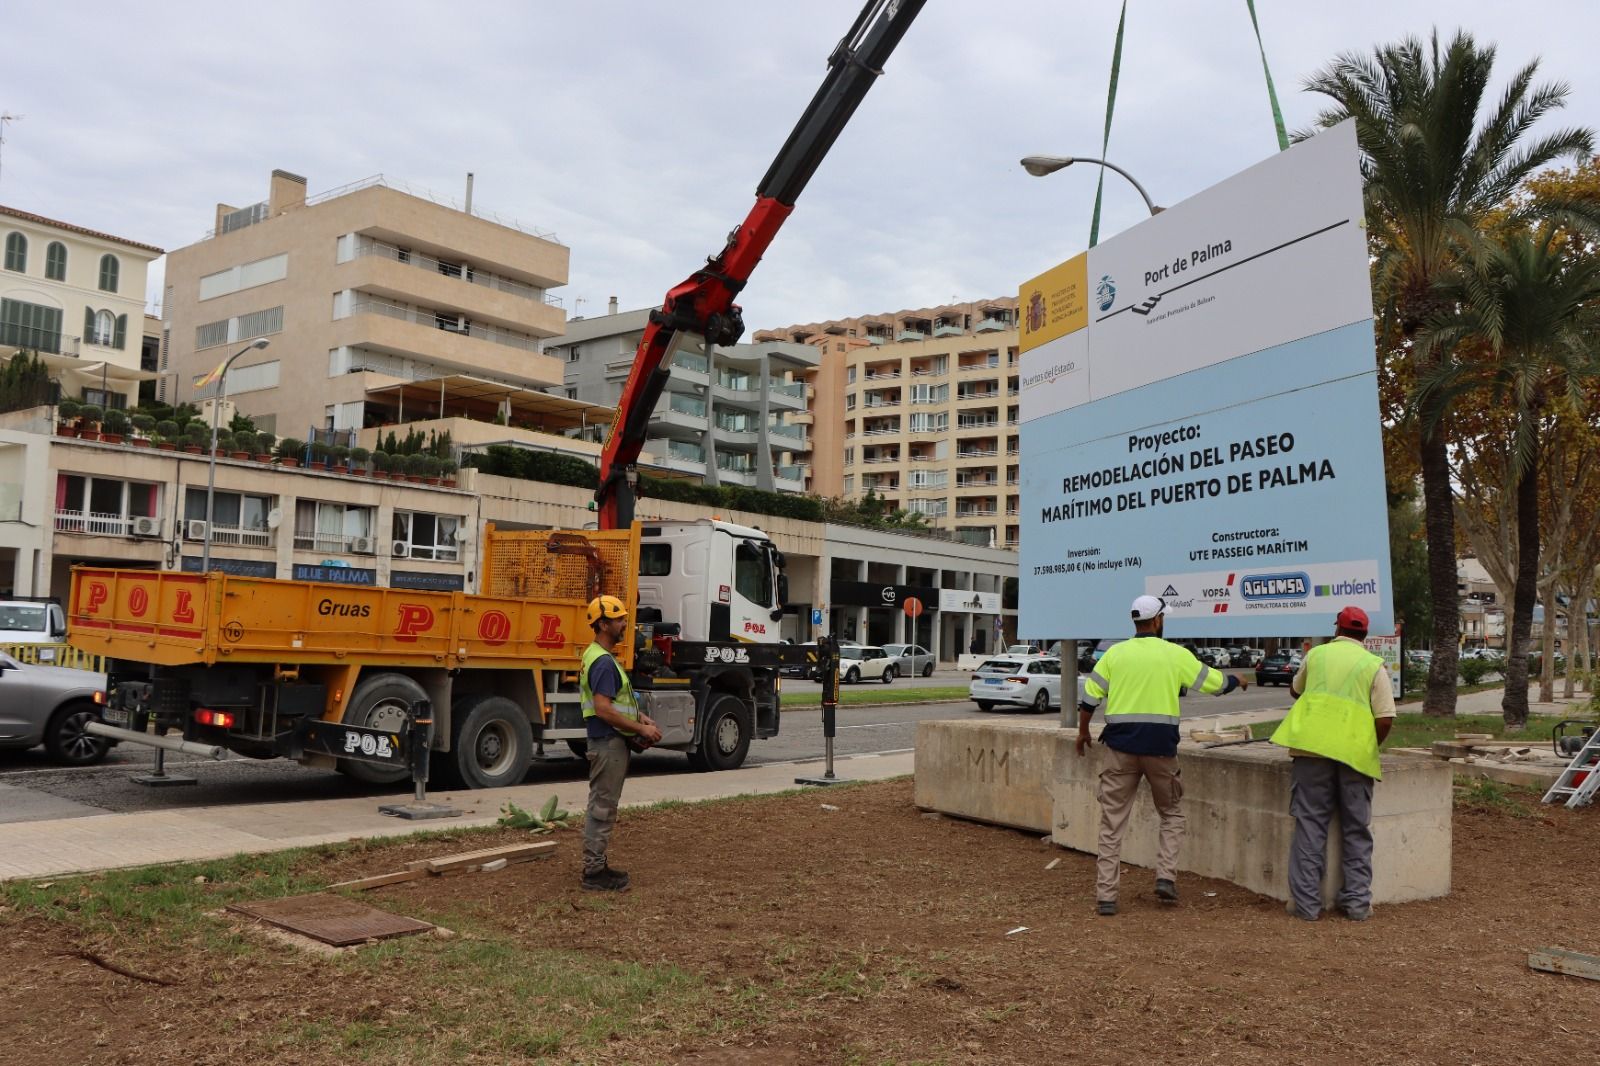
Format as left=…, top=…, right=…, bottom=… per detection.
left=1095, top=747, right=1185, bottom=902
left=583, top=734, right=630, bottom=874
left=1287, top=755, right=1375, bottom=919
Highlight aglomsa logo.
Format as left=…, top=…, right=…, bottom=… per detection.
left=1240, top=572, right=1310, bottom=600
left=1095, top=274, right=1117, bottom=312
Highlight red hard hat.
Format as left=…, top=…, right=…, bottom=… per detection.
left=1335, top=606, right=1370, bottom=633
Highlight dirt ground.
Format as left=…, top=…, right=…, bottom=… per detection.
left=9, top=779, right=1600, bottom=1065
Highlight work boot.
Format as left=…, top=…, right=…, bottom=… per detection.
left=1096, top=900, right=1118, bottom=916
left=1155, top=878, right=1179, bottom=904
left=581, top=866, right=630, bottom=892
left=1342, top=905, right=1371, bottom=922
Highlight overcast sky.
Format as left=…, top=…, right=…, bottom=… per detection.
left=5, top=1, right=1598, bottom=332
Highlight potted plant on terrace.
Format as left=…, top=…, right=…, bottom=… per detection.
left=130, top=412, right=156, bottom=446
left=276, top=437, right=304, bottom=467
left=371, top=451, right=391, bottom=480
left=229, top=431, right=254, bottom=460
left=253, top=432, right=276, bottom=462
left=330, top=443, right=351, bottom=473
left=420, top=454, right=443, bottom=486
left=155, top=419, right=180, bottom=450
left=78, top=404, right=104, bottom=442
left=183, top=421, right=208, bottom=453
left=100, top=408, right=131, bottom=445
left=57, top=398, right=82, bottom=437
left=308, top=440, right=330, bottom=471
left=350, top=446, right=371, bottom=476
left=403, top=453, right=426, bottom=483
left=440, top=458, right=459, bottom=487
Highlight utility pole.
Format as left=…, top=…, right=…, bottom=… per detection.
left=0, top=112, right=24, bottom=189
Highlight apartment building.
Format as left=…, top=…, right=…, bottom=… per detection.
left=547, top=303, right=817, bottom=492
left=1, top=205, right=163, bottom=411
left=160, top=170, right=574, bottom=440
left=756, top=298, right=1020, bottom=547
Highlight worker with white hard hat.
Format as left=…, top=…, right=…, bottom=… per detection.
left=1077, top=594, right=1248, bottom=916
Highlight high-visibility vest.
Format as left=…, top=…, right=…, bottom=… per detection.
left=580, top=642, right=639, bottom=731
left=1269, top=639, right=1384, bottom=779
left=1083, top=636, right=1225, bottom=724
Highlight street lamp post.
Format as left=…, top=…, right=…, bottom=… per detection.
left=200, top=339, right=269, bottom=573
left=1019, top=155, right=1164, bottom=216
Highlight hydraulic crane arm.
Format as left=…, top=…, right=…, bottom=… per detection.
left=596, top=0, right=926, bottom=529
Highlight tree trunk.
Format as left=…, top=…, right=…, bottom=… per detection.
left=1419, top=424, right=1460, bottom=716
left=1502, top=464, right=1540, bottom=730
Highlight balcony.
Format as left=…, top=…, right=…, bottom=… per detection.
left=957, top=418, right=999, bottom=431
left=896, top=328, right=927, bottom=342
left=672, top=351, right=710, bottom=375
left=862, top=423, right=901, bottom=437
left=933, top=322, right=964, bottom=337
left=957, top=475, right=998, bottom=488
left=338, top=297, right=563, bottom=385
left=906, top=421, right=948, bottom=436
left=769, top=422, right=805, bottom=441
left=956, top=507, right=998, bottom=518
left=3, top=325, right=80, bottom=357
left=188, top=524, right=272, bottom=548
left=863, top=369, right=902, bottom=381
left=861, top=453, right=900, bottom=464
left=974, top=314, right=1012, bottom=333
left=958, top=356, right=1001, bottom=373
left=863, top=396, right=901, bottom=409
left=956, top=448, right=999, bottom=460
left=350, top=236, right=560, bottom=306
left=775, top=464, right=805, bottom=483
left=55, top=510, right=132, bottom=536
left=292, top=531, right=375, bottom=555
left=340, top=257, right=563, bottom=340
left=956, top=390, right=1000, bottom=403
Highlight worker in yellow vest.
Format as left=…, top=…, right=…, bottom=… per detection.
left=580, top=594, right=661, bottom=892
left=1078, top=594, right=1247, bottom=916
left=1269, top=606, right=1395, bottom=921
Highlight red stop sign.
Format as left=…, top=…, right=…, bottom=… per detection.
left=903, top=596, right=923, bottom=619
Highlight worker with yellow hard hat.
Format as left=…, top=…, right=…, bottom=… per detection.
left=579, top=593, right=661, bottom=892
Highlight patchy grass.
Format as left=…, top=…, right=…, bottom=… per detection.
left=1452, top=777, right=1544, bottom=819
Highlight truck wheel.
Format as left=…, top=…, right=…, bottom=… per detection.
left=340, top=673, right=424, bottom=785
left=691, top=693, right=751, bottom=772
left=566, top=739, right=589, bottom=759
left=45, top=702, right=110, bottom=766
left=448, top=695, right=533, bottom=790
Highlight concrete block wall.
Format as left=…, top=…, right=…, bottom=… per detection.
left=915, top=719, right=1452, bottom=907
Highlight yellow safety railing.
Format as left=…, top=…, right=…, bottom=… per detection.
left=1, top=642, right=107, bottom=673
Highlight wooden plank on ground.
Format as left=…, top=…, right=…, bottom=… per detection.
left=1529, top=948, right=1600, bottom=983
left=405, top=840, right=557, bottom=874
left=328, top=869, right=427, bottom=892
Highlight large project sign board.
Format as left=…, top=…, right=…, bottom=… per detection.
left=1017, top=121, right=1393, bottom=638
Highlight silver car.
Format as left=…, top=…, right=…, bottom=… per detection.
left=0, top=652, right=111, bottom=765
left=880, top=643, right=935, bottom=677
left=970, top=656, right=1085, bottom=713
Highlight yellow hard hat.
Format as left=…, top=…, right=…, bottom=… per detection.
left=586, top=594, right=627, bottom=626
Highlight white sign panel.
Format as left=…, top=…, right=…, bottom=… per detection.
left=1018, top=121, right=1393, bottom=639
left=939, top=589, right=1001, bottom=613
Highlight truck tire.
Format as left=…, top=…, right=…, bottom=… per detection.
left=340, top=673, right=425, bottom=785
left=566, top=739, right=589, bottom=759
left=688, top=693, right=751, bottom=772
left=45, top=702, right=110, bottom=766
left=447, top=695, right=533, bottom=790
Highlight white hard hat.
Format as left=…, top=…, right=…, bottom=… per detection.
left=1131, top=594, right=1166, bottom=621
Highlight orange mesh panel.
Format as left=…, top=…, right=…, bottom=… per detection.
left=482, top=529, right=637, bottom=607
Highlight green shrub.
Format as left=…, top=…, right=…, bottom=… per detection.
left=372, top=451, right=391, bottom=473
left=1458, top=657, right=1495, bottom=686
left=232, top=431, right=257, bottom=454
left=155, top=419, right=179, bottom=439
left=58, top=397, right=82, bottom=419
left=350, top=446, right=370, bottom=467
left=185, top=422, right=210, bottom=446
left=79, top=404, right=104, bottom=425
left=102, top=408, right=131, bottom=435
left=276, top=437, right=304, bottom=460
left=130, top=412, right=156, bottom=433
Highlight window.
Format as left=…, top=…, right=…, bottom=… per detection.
left=733, top=541, right=772, bottom=607
left=392, top=511, right=460, bottom=561
left=293, top=500, right=374, bottom=553
left=55, top=474, right=158, bottom=535
left=639, top=543, right=672, bottom=576
left=237, top=305, right=283, bottom=340
left=0, top=298, right=63, bottom=353
left=45, top=242, right=66, bottom=281
left=185, top=489, right=273, bottom=546
left=847, top=367, right=856, bottom=384
left=80, top=387, right=126, bottom=410
left=90, top=309, right=115, bottom=346
left=98, top=254, right=120, bottom=293
left=195, top=319, right=229, bottom=349
left=567, top=346, right=581, bottom=362
left=4, top=232, right=26, bottom=272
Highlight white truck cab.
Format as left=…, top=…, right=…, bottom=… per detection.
left=0, top=599, right=68, bottom=646
left=636, top=519, right=787, bottom=644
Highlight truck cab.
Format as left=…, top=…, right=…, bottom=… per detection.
left=0, top=599, right=69, bottom=647
left=637, top=519, right=788, bottom=644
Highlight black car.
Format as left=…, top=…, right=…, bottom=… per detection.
left=1255, top=652, right=1297, bottom=687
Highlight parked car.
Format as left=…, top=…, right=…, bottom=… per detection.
left=779, top=643, right=820, bottom=680
left=881, top=643, right=935, bottom=677
left=0, top=652, right=111, bottom=765
left=839, top=645, right=896, bottom=684
left=970, top=656, right=1085, bottom=712
left=1255, top=651, right=1298, bottom=687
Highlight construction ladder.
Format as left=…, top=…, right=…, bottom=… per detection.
left=1542, top=728, right=1600, bottom=809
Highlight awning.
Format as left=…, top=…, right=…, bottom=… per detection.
left=45, top=356, right=162, bottom=385
left=364, top=374, right=614, bottom=433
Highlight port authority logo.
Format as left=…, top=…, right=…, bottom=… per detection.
left=1240, top=572, right=1311, bottom=601
left=1095, top=274, right=1117, bottom=312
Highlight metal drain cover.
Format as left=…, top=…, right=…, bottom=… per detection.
left=228, top=892, right=434, bottom=946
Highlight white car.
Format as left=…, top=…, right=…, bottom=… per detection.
left=881, top=643, right=935, bottom=677
left=839, top=645, right=896, bottom=684
left=970, top=656, right=1084, bottom=712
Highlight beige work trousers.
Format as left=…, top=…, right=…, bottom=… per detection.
left=1095, top=747, right=1185, bottom=902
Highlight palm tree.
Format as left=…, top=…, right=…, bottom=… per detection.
left=1416, top=214, right=1600, bottom=727
left=1301, top=29, right=1594, bottom=715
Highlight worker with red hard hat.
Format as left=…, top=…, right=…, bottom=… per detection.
left=1269, top=605, right=1395, bottom=921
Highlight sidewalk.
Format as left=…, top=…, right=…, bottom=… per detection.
left=0, top=750, right=914, bottom=884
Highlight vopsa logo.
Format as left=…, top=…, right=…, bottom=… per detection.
left=1240, top=572, right=1310, bottom=600
left=1095, top=275, right=1117, bottom=312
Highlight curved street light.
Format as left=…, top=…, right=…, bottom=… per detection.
left=201, top=338, right=270, bottom=573
left=1019, top=155, right=1164, bottom=216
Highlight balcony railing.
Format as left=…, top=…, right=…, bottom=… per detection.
left=974, top=316, right=1012, bottom=333
left=863, top=397, right=901, bottom=408
left=861, top=455, right=900, bottom=464
left=907, top=422, right=948, bottom=434
left=863, top=370, right=902, bottom=381
left=352, top=236, right=560, bottom=305
left=55, top=510, right=132, bottom=536
left=896, top=329, right=927, bottom=342
left=667, top=441, right=706, bottom=463
left=768, top=422, right=804, bottom=440
left=958, top=418, right=999, bottom=430
left=668, top=394, right=708, bottom=418
left=959, top=357, right=1001, bottom=372
left=349, top=297, right=541, bottom=352
left=672, top=352, right=710, bottom=374
left=292, top=531, right=374, bottom=555
left=957, top=448, right=999, bottom=459
left=2, top=326, right=80, bottom=356
left=957, top=390, right=999, bottom=402
left=775, top=464, right=804, bottom=481
left=957, top=477, right=998, bottom=488
left=189, top=524, right=272, bottom=548
left=957, top=507, right=998, bottom=518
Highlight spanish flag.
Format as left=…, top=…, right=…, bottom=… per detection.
left=193, top=356, right=229, bottom=390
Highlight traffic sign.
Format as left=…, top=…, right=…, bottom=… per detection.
left=903, top=597, right=923, bottom=619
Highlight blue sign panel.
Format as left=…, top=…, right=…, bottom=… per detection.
left=292, top=563, right=378, bottom=585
